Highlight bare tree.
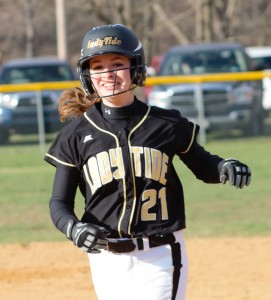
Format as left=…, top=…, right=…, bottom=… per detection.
left=1, top=0, right=271, bottom=66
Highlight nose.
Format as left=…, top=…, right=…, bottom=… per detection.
left=102, top=69, right=116, bottom=79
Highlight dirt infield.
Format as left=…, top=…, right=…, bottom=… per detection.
left=1, top=236, right=271, bottom=300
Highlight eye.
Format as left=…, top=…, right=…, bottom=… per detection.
left=91, top=64, right=103, bottom=71
left=113, top=60, right=130, bottom=69
left=114, top=63, right=123, bottom=67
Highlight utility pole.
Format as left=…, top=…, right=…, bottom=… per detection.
left=25, top=0, right=34, bottom=57
left=55, top=0, right=67, bottom=59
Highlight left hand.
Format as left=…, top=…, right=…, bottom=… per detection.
left=219, top=158, right=251, bottom=189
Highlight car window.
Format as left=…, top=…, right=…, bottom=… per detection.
left=250, top=56, right=271, bottom=70
left=0, top=65, right=74, bottom=84
left=160, top=48, right=248, bottom=76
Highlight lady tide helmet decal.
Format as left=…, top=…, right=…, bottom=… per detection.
left=86, top=37, right=122, bottom=49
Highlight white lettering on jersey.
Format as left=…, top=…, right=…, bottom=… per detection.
left=131, top=147, right=168, bottom=184
left=83, top=146, right=169, bottom=195
left=109, top=148, right=125, bottom=179
left=83, top=157, right=102, bottom=194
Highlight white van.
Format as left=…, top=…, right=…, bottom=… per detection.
left=245, top=46, right=271, bottom=112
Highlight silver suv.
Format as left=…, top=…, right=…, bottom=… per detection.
left=148, top=43, right=264, bottom=136
left=0, top=57, right=77, bottom=143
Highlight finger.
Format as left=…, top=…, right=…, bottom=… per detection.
left=246, top=168, right=251, bottom=186
left=234, top=166, right=242, bottom=188
left=239, top=174, right=246, bottom=189
left=237, top=166, right=251, bottom=188
left=85, top=235, right=108, bottom=250
left=95, top=239, right=108, bottom=249
left=88, top=248, right=101, bottom=254
left=219, top=167, right=228, bottom=184
left=81, top=245, right=90, bottom=252
left=239, top=166, right=249, bottom=188
left=227, top=164, right=235, bottom=186
left=238, top=166, right=251, bottom=188
left=220, top=172, right=227, bottom=184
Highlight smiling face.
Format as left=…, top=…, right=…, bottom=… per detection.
left=89, top=54, right=135, bottom=107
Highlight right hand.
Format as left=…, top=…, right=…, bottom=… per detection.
left=66, top=220, right=109, bottom=253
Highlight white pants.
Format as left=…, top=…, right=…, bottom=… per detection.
left=88, top=230, right=188, bottom=300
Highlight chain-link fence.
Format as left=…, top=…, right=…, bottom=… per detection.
left=0, top=81, right=78, bottom=149
left=0, top=72, right=270, bottom=149
left=146, top=71, right=270, bottom=143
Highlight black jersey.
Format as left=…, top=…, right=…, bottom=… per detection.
left=45, top=98, right=222, bottom=238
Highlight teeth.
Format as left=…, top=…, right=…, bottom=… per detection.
left=104, top=84, right=118, bottom=88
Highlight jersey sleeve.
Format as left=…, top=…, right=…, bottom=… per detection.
left=44, top=125, right=79, bottom=170
left=171, top=109, right=223, bottom=183
left=173, top=110, right=200, bottom=154
left=49, top=167, right=80, bottom=234
left=179, top=142, right=223, bottom=183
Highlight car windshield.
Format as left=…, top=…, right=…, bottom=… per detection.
left=0, top=65, right=74, bottom=84
left=160, top=49, right=248, bottom=75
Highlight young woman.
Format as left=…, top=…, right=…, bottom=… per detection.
left=45, top=24, right=251, bottom=300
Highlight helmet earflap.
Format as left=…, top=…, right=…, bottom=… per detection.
left=130, top=57, right=146, bottom=87
left=77, top=62, right=95, bottom=96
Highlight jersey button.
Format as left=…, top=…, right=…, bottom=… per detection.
left=127, top=205, right=131, bottom=209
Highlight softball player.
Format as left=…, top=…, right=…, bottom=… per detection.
left=45, top=24, right=251, bottom=300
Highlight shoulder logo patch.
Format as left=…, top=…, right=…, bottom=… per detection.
left=83, top=135, right=93, bottom=143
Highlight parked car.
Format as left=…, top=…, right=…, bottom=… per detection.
left=245, top=46, right=271, bottom=70
left=0, top=57, right=77, bottom=143
left=245, top=46, right=271, bottom=113
left=148, top=43, right=264, bottom=136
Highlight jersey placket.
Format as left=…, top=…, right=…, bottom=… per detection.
left=117, top=106, right=151, bottom=237
left=116, top=128, right=135, bottom=238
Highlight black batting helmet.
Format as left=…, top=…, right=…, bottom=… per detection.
left=77, top=24, right=146, bottom=96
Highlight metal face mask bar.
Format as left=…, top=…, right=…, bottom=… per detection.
left=86, top=65, right=139, bottom=98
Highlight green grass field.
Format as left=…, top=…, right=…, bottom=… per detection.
left=0, top=136, right=270, bottom=244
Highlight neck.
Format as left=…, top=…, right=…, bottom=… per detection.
left=101, top=90, right=135, bottom=107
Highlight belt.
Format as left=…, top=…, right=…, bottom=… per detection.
left=107, top=233, right=176, bottom=253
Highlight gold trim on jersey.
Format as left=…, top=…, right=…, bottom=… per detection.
left=45, top=153, right=77, bottom=167
left=179, top=123, right=197, bottom=154
left=84, top=112, right=127, bottom=238
left=84, top=106, right=154, bottom=238
left=126, top=105, right=151, bottom=237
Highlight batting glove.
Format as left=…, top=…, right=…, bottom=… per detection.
left=218, top=158, right=251, bottom=189
left=66, top=220, right=110, bottom=253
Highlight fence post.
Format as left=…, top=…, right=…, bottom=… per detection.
left=36, top=90, right=46, bottom=151
left=194, top=83, right=207, bottom=144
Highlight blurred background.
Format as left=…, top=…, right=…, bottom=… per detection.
left=0, top=0, right=271, bottom=67
left=1, top=0, right=271, bottom=146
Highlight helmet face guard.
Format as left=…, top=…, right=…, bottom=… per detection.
left=84, top=65, right=139, bottom=98
left=77, top=24, right=146, bottom=97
